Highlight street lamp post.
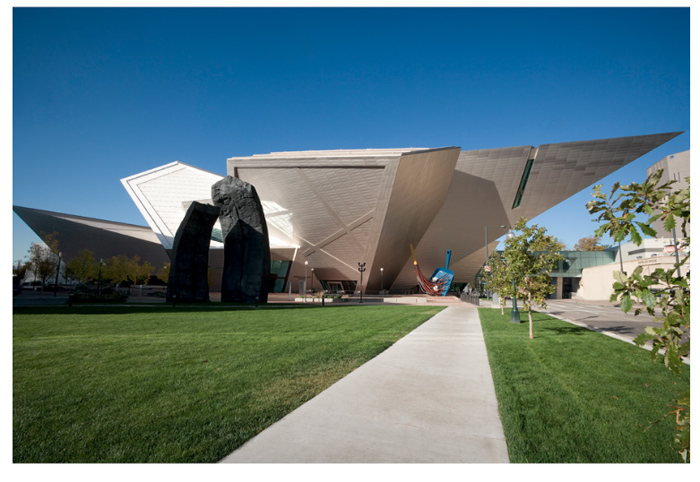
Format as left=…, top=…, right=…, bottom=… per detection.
left=485, top=225, right=507, bottom=299
left=358, top=262, right=366, bottom=303
left=304, top=261, right=308, bottom=302
left=53, top=252, right=62, bottom=297
left=510, top=277, right=521, bottom=323
left=380, top=267, right=384, bottom=293
left=311, top=268, right=315, bottom=294
left=505, top=230, right=521, bottom=323
left=98, top=259, right=103, bottom=295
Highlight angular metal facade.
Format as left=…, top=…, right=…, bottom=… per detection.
left=230, top=132, right=682, bottom=292
left=15, top=131, right=683, bottom=295
left=230, top=147, right=461, bottom=290
left=13, top=205, right=170, bottom=269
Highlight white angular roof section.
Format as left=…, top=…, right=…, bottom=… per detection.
left=121, top=162, right=225, bottom=250
left=122, top=161, right=300, bottom=251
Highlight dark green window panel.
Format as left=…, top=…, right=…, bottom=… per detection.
left=512, top=158, right=534, bottom=209
left=513, top=191, right=523, bottom=209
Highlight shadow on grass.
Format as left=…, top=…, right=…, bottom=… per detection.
left=529, top=312, right=640, bottom=339
left=537, top=325, right=591, bottom=337
left=518, top=312, right=591, bottom=338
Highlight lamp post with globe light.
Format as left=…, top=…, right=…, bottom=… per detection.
left=358, top=262, right=366, bottom=303
left=53, top=252, right=62, bottom=297
left=506, top=230, right=521, bottom=323
left=98, top=259, right=103, bottom=295
left=485, top=225, right=506, bottom=300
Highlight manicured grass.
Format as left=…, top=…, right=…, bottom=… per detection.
left=13, top=304, right=443, bottom=463
left=479, top=308, right=690, bottom=463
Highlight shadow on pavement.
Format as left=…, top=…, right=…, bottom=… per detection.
left=592, top=325, right=638, bottom=335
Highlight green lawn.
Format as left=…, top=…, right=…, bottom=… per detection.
left=479, top=308, right=690, bottom=463
left=13, top=304, right=443, bottom=463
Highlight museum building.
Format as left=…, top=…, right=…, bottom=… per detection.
left=14, top=132, right=683, bottom=296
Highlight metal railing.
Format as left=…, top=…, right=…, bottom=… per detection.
left=460, top=293, right=480, bottom=305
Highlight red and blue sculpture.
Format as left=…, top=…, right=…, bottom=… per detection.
left=409, top=244, right=454, bottom=296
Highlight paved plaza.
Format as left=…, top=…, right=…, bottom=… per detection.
left=536, top=299, right=663, bottom=344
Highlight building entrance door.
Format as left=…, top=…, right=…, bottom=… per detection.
left=327, top=282, right=343, bottom=294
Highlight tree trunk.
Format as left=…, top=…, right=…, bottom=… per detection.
left=528, top=292, right=534, bottom=339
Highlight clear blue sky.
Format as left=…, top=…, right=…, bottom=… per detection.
left=11, top=6, right=691, bottom=262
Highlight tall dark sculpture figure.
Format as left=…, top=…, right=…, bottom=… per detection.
left=212, top=176, right=270, bottom=303
left=167, top=201, right=221, bottom=303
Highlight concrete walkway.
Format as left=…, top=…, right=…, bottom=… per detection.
left=220, top=304, right=509, bottom=463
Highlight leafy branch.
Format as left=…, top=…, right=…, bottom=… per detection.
left=586, top=168, right=690, bottom=461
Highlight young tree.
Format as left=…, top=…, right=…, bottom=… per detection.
left=157, top=263, right=171, bottom=285
left=66, top=249, right=99, bottom=284
left=573, top=236, right=607, bottom=251
left=503, top=218, right=563, bottom=339
left=27, top=233, right=60, bottom=291
left=587, top=168, right=690, bottom=461
left=126, top=256, right=154, bottom=286
left=61, top=264, right=75, bottom=286
left=485, top=250, right=513, bottom=315
left=103, top=255, right=131, bottom=287
left=102, top=255, right=154, bottom=291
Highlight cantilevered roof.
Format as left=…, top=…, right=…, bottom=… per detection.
left=229, top=147, right=431, bottom=160
left=228, top=133, right=682, bottom=292
left=113, top=132, right=682, bottom=292
left=13, top=205, right=170, bottom=268
left=390, top=131, right=683, bottom=291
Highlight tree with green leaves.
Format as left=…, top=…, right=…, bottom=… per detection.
left=587, top=168, right=690, bottom=462
left=126, top=256, right=154, bottom=286
left=503, top=218, right=563, bottom=339
left=66, top=249, right=99, bottom=284
left=157, top=263, right=171, bottom=285
left=61, top=263, right=75, bottom=286
left=103, top=255, right=154, bottom=289
left=550, top=237, right=567, bottom=251
left=103, top=255, right=131, bottom=287
left=573, top=236, right=607, bottom=251
left=485, top=250, right=513, bottom=315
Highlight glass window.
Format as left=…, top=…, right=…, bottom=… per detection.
left=512, top=159, right=534, bottom=209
